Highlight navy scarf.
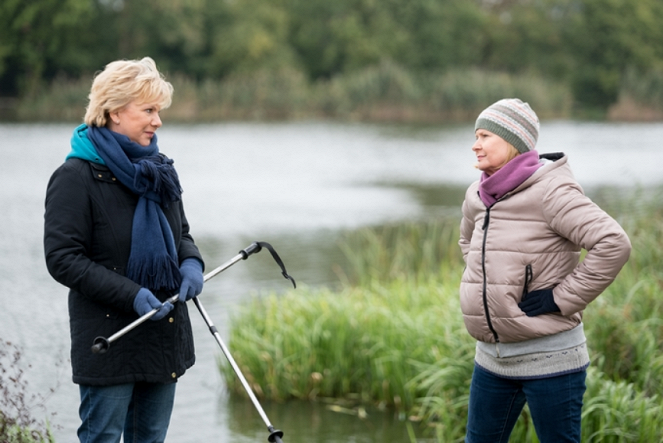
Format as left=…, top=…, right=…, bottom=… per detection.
left=87, top=126, right=182, bottom=292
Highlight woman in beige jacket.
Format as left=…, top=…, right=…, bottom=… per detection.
left=459, top=98, right=631, bottom=443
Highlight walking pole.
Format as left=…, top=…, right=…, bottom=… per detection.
left=191, top=241, right=294, bottom=442
left=193, top=295, right=285, bottom=443
left=91, top=241, right=295, bottom=354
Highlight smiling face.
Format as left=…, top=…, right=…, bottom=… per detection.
left=107, top=100, right=162, bottom=146
left=472, top=128, right=519, bottom=175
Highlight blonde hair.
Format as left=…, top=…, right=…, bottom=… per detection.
left=84, top=57, right=173, bottom=127
left=503, top=143, right=520, bottom=163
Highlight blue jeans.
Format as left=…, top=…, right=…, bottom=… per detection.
left=465, top=365, right=586, bottom=443
left=78, top=382, right=177, bottom=443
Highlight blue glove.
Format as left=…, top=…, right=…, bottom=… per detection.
left=518, top=288, right=560, bottom=317
left=133, top=288, right=174, bottom=321
left=178, top=258, right=204, bottom=302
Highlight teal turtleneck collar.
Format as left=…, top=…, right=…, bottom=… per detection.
left=66, top=124, right=106, bottom=165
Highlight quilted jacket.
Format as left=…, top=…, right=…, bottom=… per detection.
left=459, top=154, right=631, bottom=344
left=44, top=158, right=204, bottom=385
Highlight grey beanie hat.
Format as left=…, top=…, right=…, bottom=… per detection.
left=474, top=98, right=540, bottom=153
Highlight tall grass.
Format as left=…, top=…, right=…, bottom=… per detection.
left=223, top=276, right=472, bottom=408
left=337, top=219, right=463, bottom=286
left=12, top=64, right=571, bottom=124
left=15, top=64, right=663, bottom=123
left=223, top=190, right=663, bottom=441
left=619, top=67, right=663, bottom=111
left=607, top=68, right=663, bottom=121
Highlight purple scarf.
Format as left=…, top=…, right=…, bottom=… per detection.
left=479, top=150, right=542, bottom=207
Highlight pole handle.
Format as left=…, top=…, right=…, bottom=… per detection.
left=240, top=242, right=262, bottom=259
left=268, top=427, right=284, bottom=442
left=91, top=336, right=110, bottom=354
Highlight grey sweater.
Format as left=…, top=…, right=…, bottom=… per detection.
left=474, top=324, right=589, bottom=379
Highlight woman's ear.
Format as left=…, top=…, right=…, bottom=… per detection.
left=108, top=110, right=120, bottom=127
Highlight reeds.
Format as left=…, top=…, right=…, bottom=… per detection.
left=11, top=65, right=572, bottom=124
left=608, top=67, right=663, bottom=121
left=222, top=277, right=472, bottom=410
left=14, top=75, right=89, bottom=123
left=224, top=190, right=663, bottom=441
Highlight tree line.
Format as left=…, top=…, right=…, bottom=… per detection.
left=2, top=0, right=662, bottom=113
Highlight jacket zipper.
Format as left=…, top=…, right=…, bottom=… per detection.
left=480, top=207, right=500, bottom=345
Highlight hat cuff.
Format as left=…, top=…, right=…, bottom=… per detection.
left=475, top=118, right=530, bottom=153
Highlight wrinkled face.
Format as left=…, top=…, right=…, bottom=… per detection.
left=108, top=100, right=162, bottom=146
left=472, top=128, right=513, bottom=175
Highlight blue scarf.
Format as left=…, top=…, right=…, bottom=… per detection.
left=74, top=125, right=183, bottom=292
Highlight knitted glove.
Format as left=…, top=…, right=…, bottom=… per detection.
left=133, top=288, right=173, bottom=321
left=518, top=288, right=560, bottom=317
left=178, top=258, right=204, bottom=302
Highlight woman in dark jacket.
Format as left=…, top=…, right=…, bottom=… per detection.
left=44, top=57, right=205, bottom=443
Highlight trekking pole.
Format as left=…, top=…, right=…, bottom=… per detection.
left=91, top=241, right=295, bottom=354
left=193, top=295, right=285, bottom=442
left=191, top=241, right=294, bottom=442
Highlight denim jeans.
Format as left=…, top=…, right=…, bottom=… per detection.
left=78, top=382, right=177, bottom=443
left=465, top=364, right=586, bottom=443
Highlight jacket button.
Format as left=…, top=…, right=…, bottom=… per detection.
left=112, top=177, right=116, bottom=181
left=169, top=317, right=174, bottom=323
left=97, top=174, right=102, bottom=178
left=171, top=372, right=177, bottom=378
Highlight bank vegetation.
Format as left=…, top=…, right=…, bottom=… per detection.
left=224, top=189, right=663, bottom=442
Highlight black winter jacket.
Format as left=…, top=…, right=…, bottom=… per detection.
left=44, top=158, right=204, bottom=386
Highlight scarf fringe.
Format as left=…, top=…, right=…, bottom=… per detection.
left=127, top=255, right=182, bottom=293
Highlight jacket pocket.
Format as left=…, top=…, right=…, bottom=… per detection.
left=521, top=264, right=533, bottom=300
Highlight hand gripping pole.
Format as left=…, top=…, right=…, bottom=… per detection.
left=91, top=242, right=295, bottom=354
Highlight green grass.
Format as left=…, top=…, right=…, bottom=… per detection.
left=223, top=193, right=663, bottom=441
left=223, top=276, right=472, bottom=409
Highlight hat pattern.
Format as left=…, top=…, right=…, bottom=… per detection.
left=475, top=99, right=540, bottom=153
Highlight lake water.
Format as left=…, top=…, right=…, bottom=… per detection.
left=0, top=120, right=661, bottom=442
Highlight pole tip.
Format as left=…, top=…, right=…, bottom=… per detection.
left=91, top=336, right=110, bottom=354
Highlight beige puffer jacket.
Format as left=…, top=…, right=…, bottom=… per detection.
left=459, top=154, right=631, bottom=344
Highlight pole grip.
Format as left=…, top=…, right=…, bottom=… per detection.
left=268, top=427, right=284, bottom=442
left=240, top=242, right=262, bottom=259
left=91, top=336, right=110, bottom=354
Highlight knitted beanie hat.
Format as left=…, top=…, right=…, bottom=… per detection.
left=474, top=98, right=540, bottom=153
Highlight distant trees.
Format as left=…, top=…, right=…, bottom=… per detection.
left=565, top=0, right=663, bottom=107
left=1, top=0, right=662, bottom=110
left=0, top=0, right=94, bottom=95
